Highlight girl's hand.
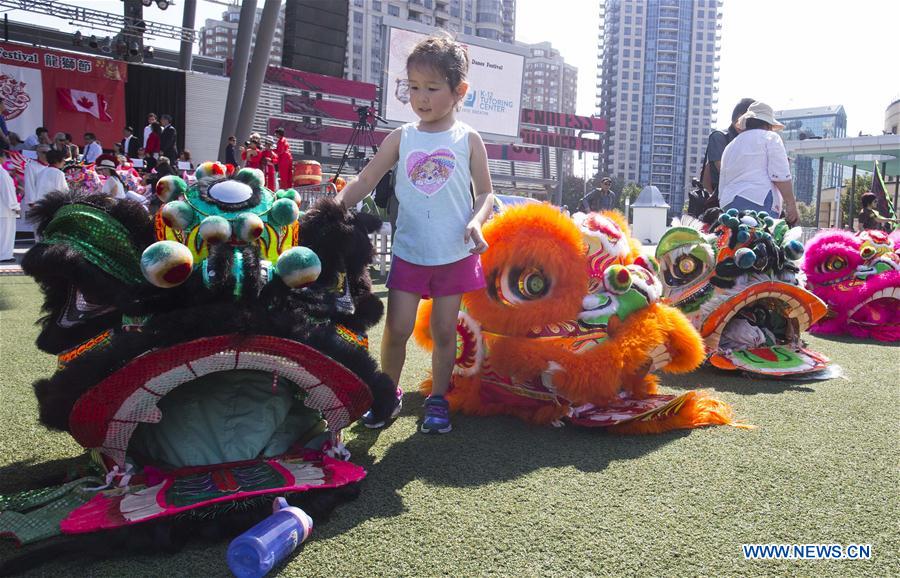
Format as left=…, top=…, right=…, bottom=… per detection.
left=465, top=220, right=489, bottom=254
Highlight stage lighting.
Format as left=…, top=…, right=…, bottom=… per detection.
left=88, top=35, right=98, bottom=49
left=156, top=0, right=171, bottom=9
left=129, top=41, right=140, bottom=57
left=100, top=36, right=112, bottom=54
left=73, top=31, right=83, bottom=46
left=142, top=0, right=153, bottom=6
left=143, top=46, right=154, bottom=59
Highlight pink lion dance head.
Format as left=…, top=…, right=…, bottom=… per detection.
left=802, top=229, right=900, bottom=341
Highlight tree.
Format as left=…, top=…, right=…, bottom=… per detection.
left=618, top=183, right=641, bottom=213
left=796, top=202, right=817, bottom=227
left=561, top=175, right=587, bottom=212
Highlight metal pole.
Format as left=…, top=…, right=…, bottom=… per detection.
left=814, top=156, right=824, bottom=228
left=554, top=147, right=564, bottom=206
left=218, top=0, right=258, bottom=160
left=848, top=164, right=857, bottom=230
left=235, top=0, right=281, bottom=147
left=178, top=0, right=197, bottom=71
left=894, top=176, right=899, bottom=218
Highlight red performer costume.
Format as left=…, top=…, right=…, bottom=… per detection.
left=275, top=134, right=293, bottom=190
left=242, top=146, right=262, bottom=169
left=261, top=148, right=278, bottom=191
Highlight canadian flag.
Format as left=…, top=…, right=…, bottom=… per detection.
left=57, top=88, right=113, bottom=122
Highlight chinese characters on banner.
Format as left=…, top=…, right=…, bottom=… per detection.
left=0, top=42, right=127, bottom=148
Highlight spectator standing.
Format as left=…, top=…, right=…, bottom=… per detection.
left=701, top=98, right=755, bottom=199
left=857, top=192, right=899, bottom=231
left=0, top=103, right=10, bottom=152
left=121, top=126, right=140, bottom=159
left=719, top=101, right=799, bottom=225
left=159, top=114, right=178, bottom=161
left=581, top=176, right=618, bottom=212
left=0, top=148, right=19, bottom=262
left=261, top=137, right=278, bottom=190
left=8, top=133, right=25, bottom=151
left=145, top=123, right=161, bottom=158
left=32, top=149, right=68, bottom=208
left=241, top=134, right=262, bottom=169
left=178, top=150, right=194, bottom=171
left=83, top=133, right=103, bottom=163
left=274, top=127, right=293, bottom=190
left=24, top=127, right=49, bottom=150
left=143, top=113, right=157, bottom=148
left=52, top=132, right=72, bottom=161
left=224, top=135, right=237, bottom=166
left=64, top=133, right=80, bottom=160
left=22, top=145, right=49, bottom=209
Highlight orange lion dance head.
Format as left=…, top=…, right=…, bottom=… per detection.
left=415, top=203, right=743, bottom=433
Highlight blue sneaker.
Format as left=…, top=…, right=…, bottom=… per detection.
left=420, top=395, right=452, bottom=434
left=361, top=387, right=402, bottom=429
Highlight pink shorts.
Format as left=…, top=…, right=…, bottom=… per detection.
left=387, top=254, right=486, bottom=299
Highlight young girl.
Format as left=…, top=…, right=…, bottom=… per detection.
left=336, top=35, right=494, bottom=434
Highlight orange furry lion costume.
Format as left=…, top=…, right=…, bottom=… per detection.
left=414, top=204, right=742, bottom=433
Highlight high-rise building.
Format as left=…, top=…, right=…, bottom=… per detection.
left=774, top=105, right=847, bottom=204
left=519, top=40, right=578, bottom=179
left=597, top=0, right=721, bottom=214
left=345, top=0, right=516, bottom=84
left=198, top=2, right=285, bottom=65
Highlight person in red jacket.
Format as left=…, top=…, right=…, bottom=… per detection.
left=241, top=134, right=262, bottom=169
left=274, top=127, right=293, bottom=190
left=260, top=137, right=278, bottom=191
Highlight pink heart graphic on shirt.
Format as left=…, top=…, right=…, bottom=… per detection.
left=406, top=148, right=456, bottom=196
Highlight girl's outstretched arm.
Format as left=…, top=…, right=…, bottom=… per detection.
left=335, top=128, right=402, bottom=208
left=466, top=131, right=494, bottom=253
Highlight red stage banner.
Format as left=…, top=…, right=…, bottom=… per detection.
left=226, top=59, right=376, bottom=101
left=520, top=128, right=602, bottom=153
left=270, top=119, right=541, bottom=162
left=520, top=108, right=607, bottom=133
left=282, top=94, right=361, bottom=123
left=0, top=42, right=126, bottom=149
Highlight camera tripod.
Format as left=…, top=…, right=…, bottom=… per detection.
left=332, top=106, right=387, bottom=182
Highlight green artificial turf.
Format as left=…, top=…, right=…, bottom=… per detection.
left=0, top=275, right=897, bottom=577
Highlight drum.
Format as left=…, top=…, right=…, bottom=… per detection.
left=292, top=160, right=322, bottom=186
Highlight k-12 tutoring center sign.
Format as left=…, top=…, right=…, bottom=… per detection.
left=383, top=28, right=525, bottom=140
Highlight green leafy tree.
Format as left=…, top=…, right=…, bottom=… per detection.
left=561, top=175, right=587, bottom=212
left=796, top=202, right=817, bottom=227
left=618, top=183, right=641, bottom=213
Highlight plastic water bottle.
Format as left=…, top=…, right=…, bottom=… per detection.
left=226, top=497, right=314, bottom=578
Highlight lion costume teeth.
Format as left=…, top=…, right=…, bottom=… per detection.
left=414, top=203, right=741, bottom=433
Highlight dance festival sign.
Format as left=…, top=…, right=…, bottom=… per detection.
left=270, top=118, right=539, bottom=162
left=383, top=27, right=525, bottom=139
left=0, top=42, right=126, bottom=147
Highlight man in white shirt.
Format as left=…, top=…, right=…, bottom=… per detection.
left=22, top=145, right=49, bottom=209
left=0, top=149, right=20, bottom=262
left=83, top=133, right=103, bottom=163
left=143, top=112, right=157, bottom=148
left=23, top=127, right=49, bottom=150
left=32, top=150, right=69, bottom=208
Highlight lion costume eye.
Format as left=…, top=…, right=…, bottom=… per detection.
left=667, top=254, right=704, bottom=286
left=860, top=246, right=876, bottom=260
left=821, top=255, right=847, bottom=273
left=495, top=266, right=550, bottom=304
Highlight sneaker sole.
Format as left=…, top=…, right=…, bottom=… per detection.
left=420, top=423, right=452, bottom=434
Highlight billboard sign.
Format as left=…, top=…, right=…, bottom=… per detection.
left=384, top=27, right=524, bottom=139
